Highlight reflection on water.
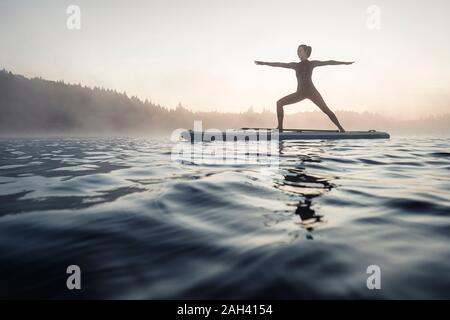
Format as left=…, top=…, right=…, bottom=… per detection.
left=277, top=141, right=335, bottom=232
left=1, top=136, right=450, bottom=299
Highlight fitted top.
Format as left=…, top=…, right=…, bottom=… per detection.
left=294, top=60, right=316, bottom=90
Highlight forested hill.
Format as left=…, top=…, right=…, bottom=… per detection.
left=1, top=69, right=449, bottom=135
left=0, top=69, right=185, bottom=134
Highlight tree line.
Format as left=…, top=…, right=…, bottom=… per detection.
left=1, top=69, right=448, bottom=135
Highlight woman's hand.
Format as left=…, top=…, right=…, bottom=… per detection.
left=345, top=61, right=355, bottom=65
left=254, top=60, right=265, bottom=65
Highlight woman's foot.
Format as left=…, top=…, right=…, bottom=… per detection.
left=276, top=126, right=283, bottom=132
left=339, top=128, right=346, bottom=133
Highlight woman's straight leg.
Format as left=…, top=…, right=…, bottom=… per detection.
left=309, top=91, right=345, bottom=132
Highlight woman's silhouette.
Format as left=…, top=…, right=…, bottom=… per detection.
left=255, top=44, right=353, bottom=132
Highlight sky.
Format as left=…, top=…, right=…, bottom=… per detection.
left=1, top=0, right=449, bottom=120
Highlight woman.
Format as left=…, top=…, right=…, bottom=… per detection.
left=255, top=44, right=353, bottom=132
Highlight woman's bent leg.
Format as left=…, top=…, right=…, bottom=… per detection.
left=276, top=92, right=305, bottom=131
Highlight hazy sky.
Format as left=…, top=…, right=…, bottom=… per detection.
left=1, top=0, right=449, bottom=120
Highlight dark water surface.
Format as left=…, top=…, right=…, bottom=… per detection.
left=1, top=135, right=450, bottom=299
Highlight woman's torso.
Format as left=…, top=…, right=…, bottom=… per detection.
left=295, top=60, right=316, bottom=93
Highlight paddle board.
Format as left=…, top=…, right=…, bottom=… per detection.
left=180, top=128, right=390, bottom=142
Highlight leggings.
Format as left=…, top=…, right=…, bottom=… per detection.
left=276, top=89, right=344, bottom=130
left=277, top=90, right=330, bottom=113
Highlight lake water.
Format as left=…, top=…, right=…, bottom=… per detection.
left=0, top=135, right=450, bottom=299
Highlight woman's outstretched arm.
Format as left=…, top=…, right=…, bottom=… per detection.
left=313, top=60, right=354, bottom=67
left=255, top=61, right=297, bottom=69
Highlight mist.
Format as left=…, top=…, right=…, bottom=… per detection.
left=1, top=70, right=449, bottom=136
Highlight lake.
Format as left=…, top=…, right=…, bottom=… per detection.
left=0, top=135, right=449, bottom=299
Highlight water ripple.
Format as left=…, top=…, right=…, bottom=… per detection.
left=1, top=135, right=450, bottom=299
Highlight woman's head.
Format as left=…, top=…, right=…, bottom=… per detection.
left=298, top=44, right=312, bottom=60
